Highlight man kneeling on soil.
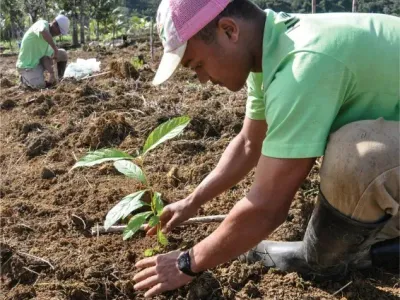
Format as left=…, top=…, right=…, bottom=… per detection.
left=133, top=0, right=399, bottom=297
left=16, top=15, right=70, bottom=89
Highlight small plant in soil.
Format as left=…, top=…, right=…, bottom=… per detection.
left=72, top=116, right=191, bottom=255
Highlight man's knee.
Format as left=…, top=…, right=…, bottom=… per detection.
left=57, top=49, right=68, bottom=62
left=320, top=119, right=400, bottom=222
left=18, top=65, right=45, bottom=89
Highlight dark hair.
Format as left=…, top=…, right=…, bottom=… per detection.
left=195, top=0, right=260, bottom=43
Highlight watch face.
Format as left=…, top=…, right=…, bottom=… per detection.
left=178, top=254, right=186, bottom=270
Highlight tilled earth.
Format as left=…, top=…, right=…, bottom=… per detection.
left=1, top=43, right=399, bottom=299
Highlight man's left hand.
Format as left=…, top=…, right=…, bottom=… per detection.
left=134, top=250, right=194, bottom=297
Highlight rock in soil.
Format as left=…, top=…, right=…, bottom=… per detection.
left=41, top=167, right=56, bottom=179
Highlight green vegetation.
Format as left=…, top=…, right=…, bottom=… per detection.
left=72, top=116, right=191, bottom=254
left=1, top=0, right=398, bottom=49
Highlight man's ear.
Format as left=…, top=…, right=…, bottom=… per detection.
left=217, top=17, right=239, bottom=43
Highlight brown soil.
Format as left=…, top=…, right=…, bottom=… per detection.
left=108, top=59, right=139, bottom=79
left=1, top=45, right=399, bottom=300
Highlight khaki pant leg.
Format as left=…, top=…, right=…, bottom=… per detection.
left=320, top=118, right=399, bottom=241
left=18, top=64, right=45, bottom=89
left=57, top=49, right=68, bottom=62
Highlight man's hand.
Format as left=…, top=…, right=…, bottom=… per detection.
left=52, top=47, right=59, bottom=61
left=145, top=198, right=200, bottom=236
left=134, top=250, right=194, bottom=297
left=48, top=72, right=56, bottom=85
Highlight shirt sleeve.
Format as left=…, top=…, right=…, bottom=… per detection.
left=262, top=52, right=355, bottom=158
left=33, top=20, right=49, bottom=37
left=245, top=72, right=266, bottom=120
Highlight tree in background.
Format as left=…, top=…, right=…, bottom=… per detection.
left=1, top=0, right=399, bottom=48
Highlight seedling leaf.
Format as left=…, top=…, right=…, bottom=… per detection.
left=153, top=192, right=164, bottom=215
left=104, top=190, right=148, bottom=230
left=148, top=216, right=160, bottom=227
left=123, top=211, right=152, bottom=240
left=113, top=160, right=147, bottom=184
left=157, top=229, right=168, bottom=246
left=142, top=116, right=191, bottom=155
left=72, top=148, right=133, bottom=169
left=144, top=248, right=155, bottom=257
left=144, top=246, right=160, bottom=257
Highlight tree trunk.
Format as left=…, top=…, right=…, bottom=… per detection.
left=79, top=0, right=85, bottom=44
left=352, top=0, right=357, bottom=12
left=312, top=0, right=316, bottom=13
left=96, top=20, right=100, bottom=40
left=72, top=8, right=79, bottom=46
left=150, top=17, right=154, bottom=61
left=87, top=16, right=91, bottom=42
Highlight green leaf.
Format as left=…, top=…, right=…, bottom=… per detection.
left=144, top=248, right=155, bottom=257
left=144, top=246, right=160, bottom=257
left=152, top=192, right=164, bottom=215
left=72, top=148, right=133, bottom=169
left=148, top=215, right=160, bottom=227
left=123, top=211, right=152, bottom=240
left=157, top=229, right=168, bottom=246
left=113, top=160, right=147, bottom=184
left=142, top=116, right=191, bottom=155
left=104, top=190, right=148, bottom=230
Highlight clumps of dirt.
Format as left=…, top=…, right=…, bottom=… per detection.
left=76, top=83, right=97, bottom=97
left=1, top=99, right=17, bottom=110
left=25, top=132, right=58, bottom=158
left=108, top=59, right=139, bottom=79
left=20, top=122, right=43, bottom=135
left=0, top=77, right=14, bottom=88
left=78, top=112, right=133, bottom=149
left=0, top=243, right=39, bottom=288
left=182, top=260, right=265, bottom=299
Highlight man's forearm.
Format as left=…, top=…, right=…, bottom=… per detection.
left=189, top=156, right=315, bottom=272
left=41, top=30, right=57, bottom=51
left=189, top=133, right=262, bottom=207
left=190, top=195, right=288, bottom=272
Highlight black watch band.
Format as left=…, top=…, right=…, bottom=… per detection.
left=177, top=250, right=202, bottom=277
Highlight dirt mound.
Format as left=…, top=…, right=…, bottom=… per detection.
left=108, top=59, right=139, bottom=79
left=0, top=77, right=14, bottom=88
left=1, top=99, right=17, bottom=110
left=78, top=112, right=133, bottom=149
left=25, top=132, right=57, bottom=158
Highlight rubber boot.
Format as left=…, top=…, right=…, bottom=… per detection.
left=57, top=61, right=67, bottom=79
left=242, top=193, right=390, bottom=280
left=371, top=237, right=400, bottom=271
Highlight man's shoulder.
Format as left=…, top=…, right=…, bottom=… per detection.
left=29, top=19, right=49, bottom=33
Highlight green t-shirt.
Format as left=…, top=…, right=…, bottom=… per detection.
left=16, top=20, right=54, bottom=69
left=246, top=10, right=400, bottom=158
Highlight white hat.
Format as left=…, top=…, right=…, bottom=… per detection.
left=55, top=15, right=70, bottom=35
left=153, top=0, right=231, bottom=85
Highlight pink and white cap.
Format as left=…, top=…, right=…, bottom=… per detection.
left=153, top=0, right=232, bottom=85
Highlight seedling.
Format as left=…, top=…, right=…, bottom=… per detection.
left=72, top=116, right=191, bottom=255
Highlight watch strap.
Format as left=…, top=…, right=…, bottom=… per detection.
left=177, top=250, right=202, bottom=277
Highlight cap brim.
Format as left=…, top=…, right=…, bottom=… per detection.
left=152, top=43, right=187, bottom=85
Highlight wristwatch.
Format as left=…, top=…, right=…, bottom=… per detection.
left=177, top=250, right=203, bottom=277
